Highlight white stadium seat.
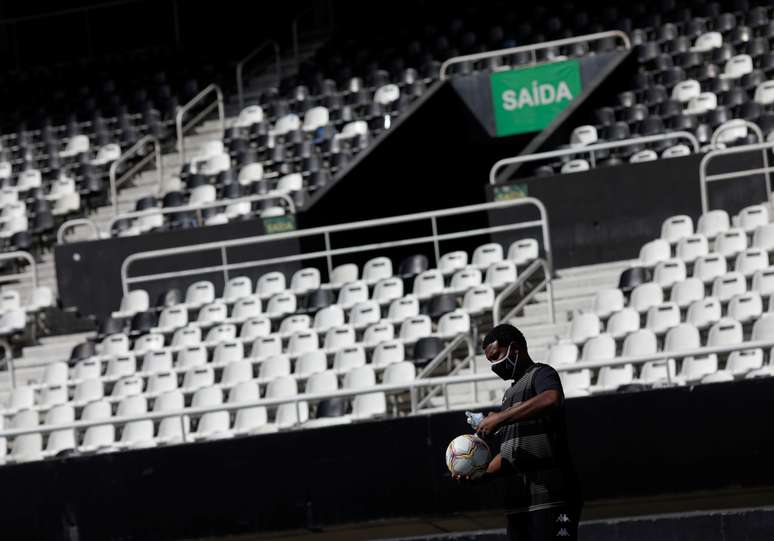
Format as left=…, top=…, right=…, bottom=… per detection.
left=507, top=238, right=539, bottom=266
left=697, top=210, right=730, bottom=239
left=672, top=79, right=701, bottom=102
left=653, top=259, right=686, bottom=288
left=752, top=268, right=774, bottom=296
left=670, top=278, right=705, bottom=308
left=622, top=329, right=657, bottom=357
left=686, top=297, right=722, bottom=329
left=707, top=318, right=743, bottom=347
left=665, top=323, right=700, bottom=352
left=629, top=282, right=663, bottom=313
left=676, top=235, right=708, bottom=263
left=645, top=303, right=681, bottom=335
left=606, top=308, right=640, bottom=339
left=721, top=55, right=753, bottom=80
left=569, top=312, right=600, bottom=344
left=439, top=251, right=469, bottom=275
left=570, top=125, right=598, bottom=146
left=639, top=239, right=671, bottom=267
left=472, top=243, right=504, bottom=270
left=546, top=342, right=578, bottom=366
left=692, top=253, right=727, bottom=283
left=711, top=272, right=746, bottom=303
left=661, top=215, right=693, bottom=244
left=727, top=292, right=763, bottom=323
left=714, top=229, right=747, bottom=258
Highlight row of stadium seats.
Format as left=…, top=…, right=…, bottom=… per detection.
left=0, top=361, right=418, bottom=463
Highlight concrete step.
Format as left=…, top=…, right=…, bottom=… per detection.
left=524, top=296, right=595, bottom=319
left=556, top=259, right=635, bottom=279
left=516, top=321, right=570, bottom=339
left=21, top=332, right=92, bottom=364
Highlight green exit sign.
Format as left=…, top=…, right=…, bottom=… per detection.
left=263, top=214, right=297, bottom=234
left=490, top=59, right=582, bottom=136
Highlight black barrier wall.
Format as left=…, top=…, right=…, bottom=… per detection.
left=487, top=152, right=769, bottom=269
left=54, top=219, right=300, bottom=319
left=2, top=378, right=774, bottom=540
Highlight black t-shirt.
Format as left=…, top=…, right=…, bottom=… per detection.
left=497, top=362, right=581, bottom=511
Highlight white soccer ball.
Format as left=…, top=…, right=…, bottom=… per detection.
left=445, top=434, right=491, bottom=478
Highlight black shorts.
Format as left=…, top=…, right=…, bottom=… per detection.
left=505, top=502, right=581, bottom=541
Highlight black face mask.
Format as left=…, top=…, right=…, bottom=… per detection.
left=490, top=345, right=519, bottom=380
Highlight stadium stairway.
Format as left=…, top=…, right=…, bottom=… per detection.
left=62, top=118, right=231, bottom=242
left=510, top=259, right=635, bottom=358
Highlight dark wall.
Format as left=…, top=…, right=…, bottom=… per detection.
left=3, top=377, right=774, bottom=541
left=486, top=152, right=769, bottom=269
left=0, top=0, right=323, bottom=70
left=54, top=218, right=301, bottom=320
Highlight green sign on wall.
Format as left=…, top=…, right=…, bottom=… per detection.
left=490, top=60, right=582, bottom=137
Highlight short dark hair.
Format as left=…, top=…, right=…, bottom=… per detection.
left=482, top=324, right=527, bottom=352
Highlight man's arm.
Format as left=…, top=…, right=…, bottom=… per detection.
left=476, top=389, right=561, bottom=437
left=453, top=452, right=503, bottom=483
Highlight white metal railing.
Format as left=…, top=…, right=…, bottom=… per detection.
left=489, top=131, right=700, bottom=185
left=56, top=219, right=101, bottom=244
left=176, top=83, right=226, bottom=165
left=236, top=40, right=281, bottom=110
left=440, top=30, right=631, bottom=80
left=107, top=192, right=296, bottom=236
left=2, top=338, right=773, bottom=443
left=416, top=334, right=476, bottom=380
left=699, top=139, right=774, bottom=214
left=121, top=198, right=553, bottom=296
left=109, top=136, right=164, bottom=216
left=0, top=251, right=37, bottom=288
left=710, top=120, right=763, bottom=149
left=493, top=258, right=554, bottom=325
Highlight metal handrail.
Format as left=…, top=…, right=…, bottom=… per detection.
left=121, top=198, right=553, bottom=295
left=710, top=120, right=763, bottom=149
left=0, top=251, right=37, bottom=288
left=440, top=30, right=631, bottom=80
left=4, top=337, right=773, bottom=441
left=489, top=131, right=700, bottom=185
left=236, top=40, right=281, bottom=110
left=416, top=334, right=476, bottom=380
left=176, top=83, right=225, bottom=165
left=699, top=139, right=774, bottom=214
left=493, top=258, right=554, bottom=325
left=415, top=334, right=478, bottom=410
left=109, top=136, right=163, bottom=216
left=56, top=218, right=101, bottom=244
left=108, top=192, right=296, bottom=236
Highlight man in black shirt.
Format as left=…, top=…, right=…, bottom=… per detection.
left=457, top=324, right=582, bottom=540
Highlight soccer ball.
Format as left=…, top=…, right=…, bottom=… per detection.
left=445, top=434, right=490, bottom=478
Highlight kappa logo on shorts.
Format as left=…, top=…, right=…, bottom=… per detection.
left=556, top=513, right=570, bottom=523
left=556, top=527, right=570, bottom=537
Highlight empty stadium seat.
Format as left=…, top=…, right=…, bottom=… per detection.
left=606, top=308, right=640, bottom=339
left=569, top=312, right=601, bottom=344
left=712, top=272, right=747, bottom=302
left=639, top=239, right=671, bottom=267
left=192, top=386, right=232, bottom=441
left=646, top=303, right=681, bottom=334
left=630, top=282, right=664, bottom=313
left=661, top=215, right=694, bottom=243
